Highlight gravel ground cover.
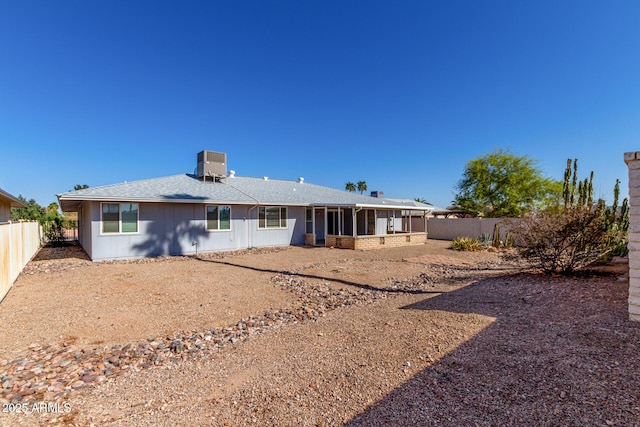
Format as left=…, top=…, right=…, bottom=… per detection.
left=0, top=241, right=636, bottom=426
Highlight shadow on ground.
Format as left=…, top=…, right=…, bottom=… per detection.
left=32, top=242, right=91, bottom=261
left=346, top=271, right=640, bottom=426
left=194, top=257, right=441, bottom=295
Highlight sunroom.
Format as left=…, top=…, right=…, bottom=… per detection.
left=303, top=204, right=429, bottom=250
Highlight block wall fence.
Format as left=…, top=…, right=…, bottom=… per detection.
left=625, top=152, right=640, bottom=321
left=426, top=218, right=515, bottom=241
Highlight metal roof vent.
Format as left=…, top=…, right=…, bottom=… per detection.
left=229, top=170, right=236, bottom=178
left=197, top=150, right=227, bottom=181
left=298, top=177, right=304, bottom=184
left=263, top=176, right=269, bottom=181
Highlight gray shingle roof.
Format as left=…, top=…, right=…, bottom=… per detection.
left=57, top=174, right=432, bottom=212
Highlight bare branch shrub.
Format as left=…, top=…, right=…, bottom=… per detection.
left=507, top=159, right=628, bottom=274
left=508, top=206, right=621, bottom=273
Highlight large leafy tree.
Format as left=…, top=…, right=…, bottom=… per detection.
left=11, top=197, right=66, bottom=244
left=10, top=196, right=45, bottom=221
left=454, top=149, right=561, bottom=217
left=345, top=182, right=356, bottom=192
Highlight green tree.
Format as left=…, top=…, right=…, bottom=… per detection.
left=357, top=180, right=368, bottom=195
left=454, top=149, right=561, bottom=217
left=345, top=182, right=356, bottom=192
left=47, top=202, right=60, bottom=214
left=73, top=184, right=89, bottom=190
left=41, top=202, right=65, bottom=245
left=414, top=198, right=431, bottom=204
left=11, top=198, right=67, bottom=244
left=10, top=196, right=45, bottom=221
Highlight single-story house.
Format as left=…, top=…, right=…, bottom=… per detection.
left=0, top=188, right=27, bottom=223
left=57, top=151, right=433, bottom=261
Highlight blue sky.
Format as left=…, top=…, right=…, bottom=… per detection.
left=1, top=1, right=639, bottom=209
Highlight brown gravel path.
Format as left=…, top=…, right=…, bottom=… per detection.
left=1, top=242, right=638, bottom=426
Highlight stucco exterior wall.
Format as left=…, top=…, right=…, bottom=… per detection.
left=625, top=152, right=640, bottom=321
left=78, top=203, right=93, bottom=259
left=249, top=206, right=305, bottom=249
left=85, top=202, right=306, bottom=261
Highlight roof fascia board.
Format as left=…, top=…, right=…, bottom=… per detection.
left=0, top=188, right=27, bottom=208
left=57, top=195, right=310, bottom=207
left=309, top=203, right=432, bottom=211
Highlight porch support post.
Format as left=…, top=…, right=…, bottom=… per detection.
left=312, top=207, right=316, bottom=245
left=394, top=210, right=397, bottom=234
left=324, top=207, right=328, bottom=240
left=338, top=207, right=341, bottom=235
left=424, top=213, right=427, bottom=235
left=353, top=209, right=357, bottom=237
left=374, top=209, right=377, bottom=235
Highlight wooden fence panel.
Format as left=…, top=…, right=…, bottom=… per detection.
left=0, top=221, right=41, bottom=303
left=0, top=226, right=10, bottom=303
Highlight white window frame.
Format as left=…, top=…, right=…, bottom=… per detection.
left=100, top=202, right=139, bottom=234
left=258, top=206, right=288, bottom=229
left=205, top=205, right=232, bottom=231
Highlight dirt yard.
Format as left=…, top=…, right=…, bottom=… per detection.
left=1, top=241, right=638, bottom=426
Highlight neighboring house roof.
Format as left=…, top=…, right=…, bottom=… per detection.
left=384, top=198, right=437, bottom=213
left=0, top=188, right=27, bottom=208
left=57, top=174, right=434, bottom=212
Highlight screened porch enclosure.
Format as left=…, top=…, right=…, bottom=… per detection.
left=304, top=206, right=428, bottom=249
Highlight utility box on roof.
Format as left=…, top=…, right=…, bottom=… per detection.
left=197, top=150, right=227, bottom=179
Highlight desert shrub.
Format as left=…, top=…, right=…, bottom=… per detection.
left=477, top=233, right=494, bottom=250
left=509, top=159, right=628, bottom=274
left=492, top=223, right=502, bottom=248
left=450, top=237, right=483, bottom=251
left=508, top=205, right=623, bottom=273
left=504, top=231, right=515, bottom=248
left=42, top=215, right=66, bottom=246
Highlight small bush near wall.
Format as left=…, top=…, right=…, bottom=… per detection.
left=450, top=237, right=483, bottom=251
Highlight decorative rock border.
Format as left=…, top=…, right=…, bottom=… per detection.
left=0, top=269, right=448, bottom=405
